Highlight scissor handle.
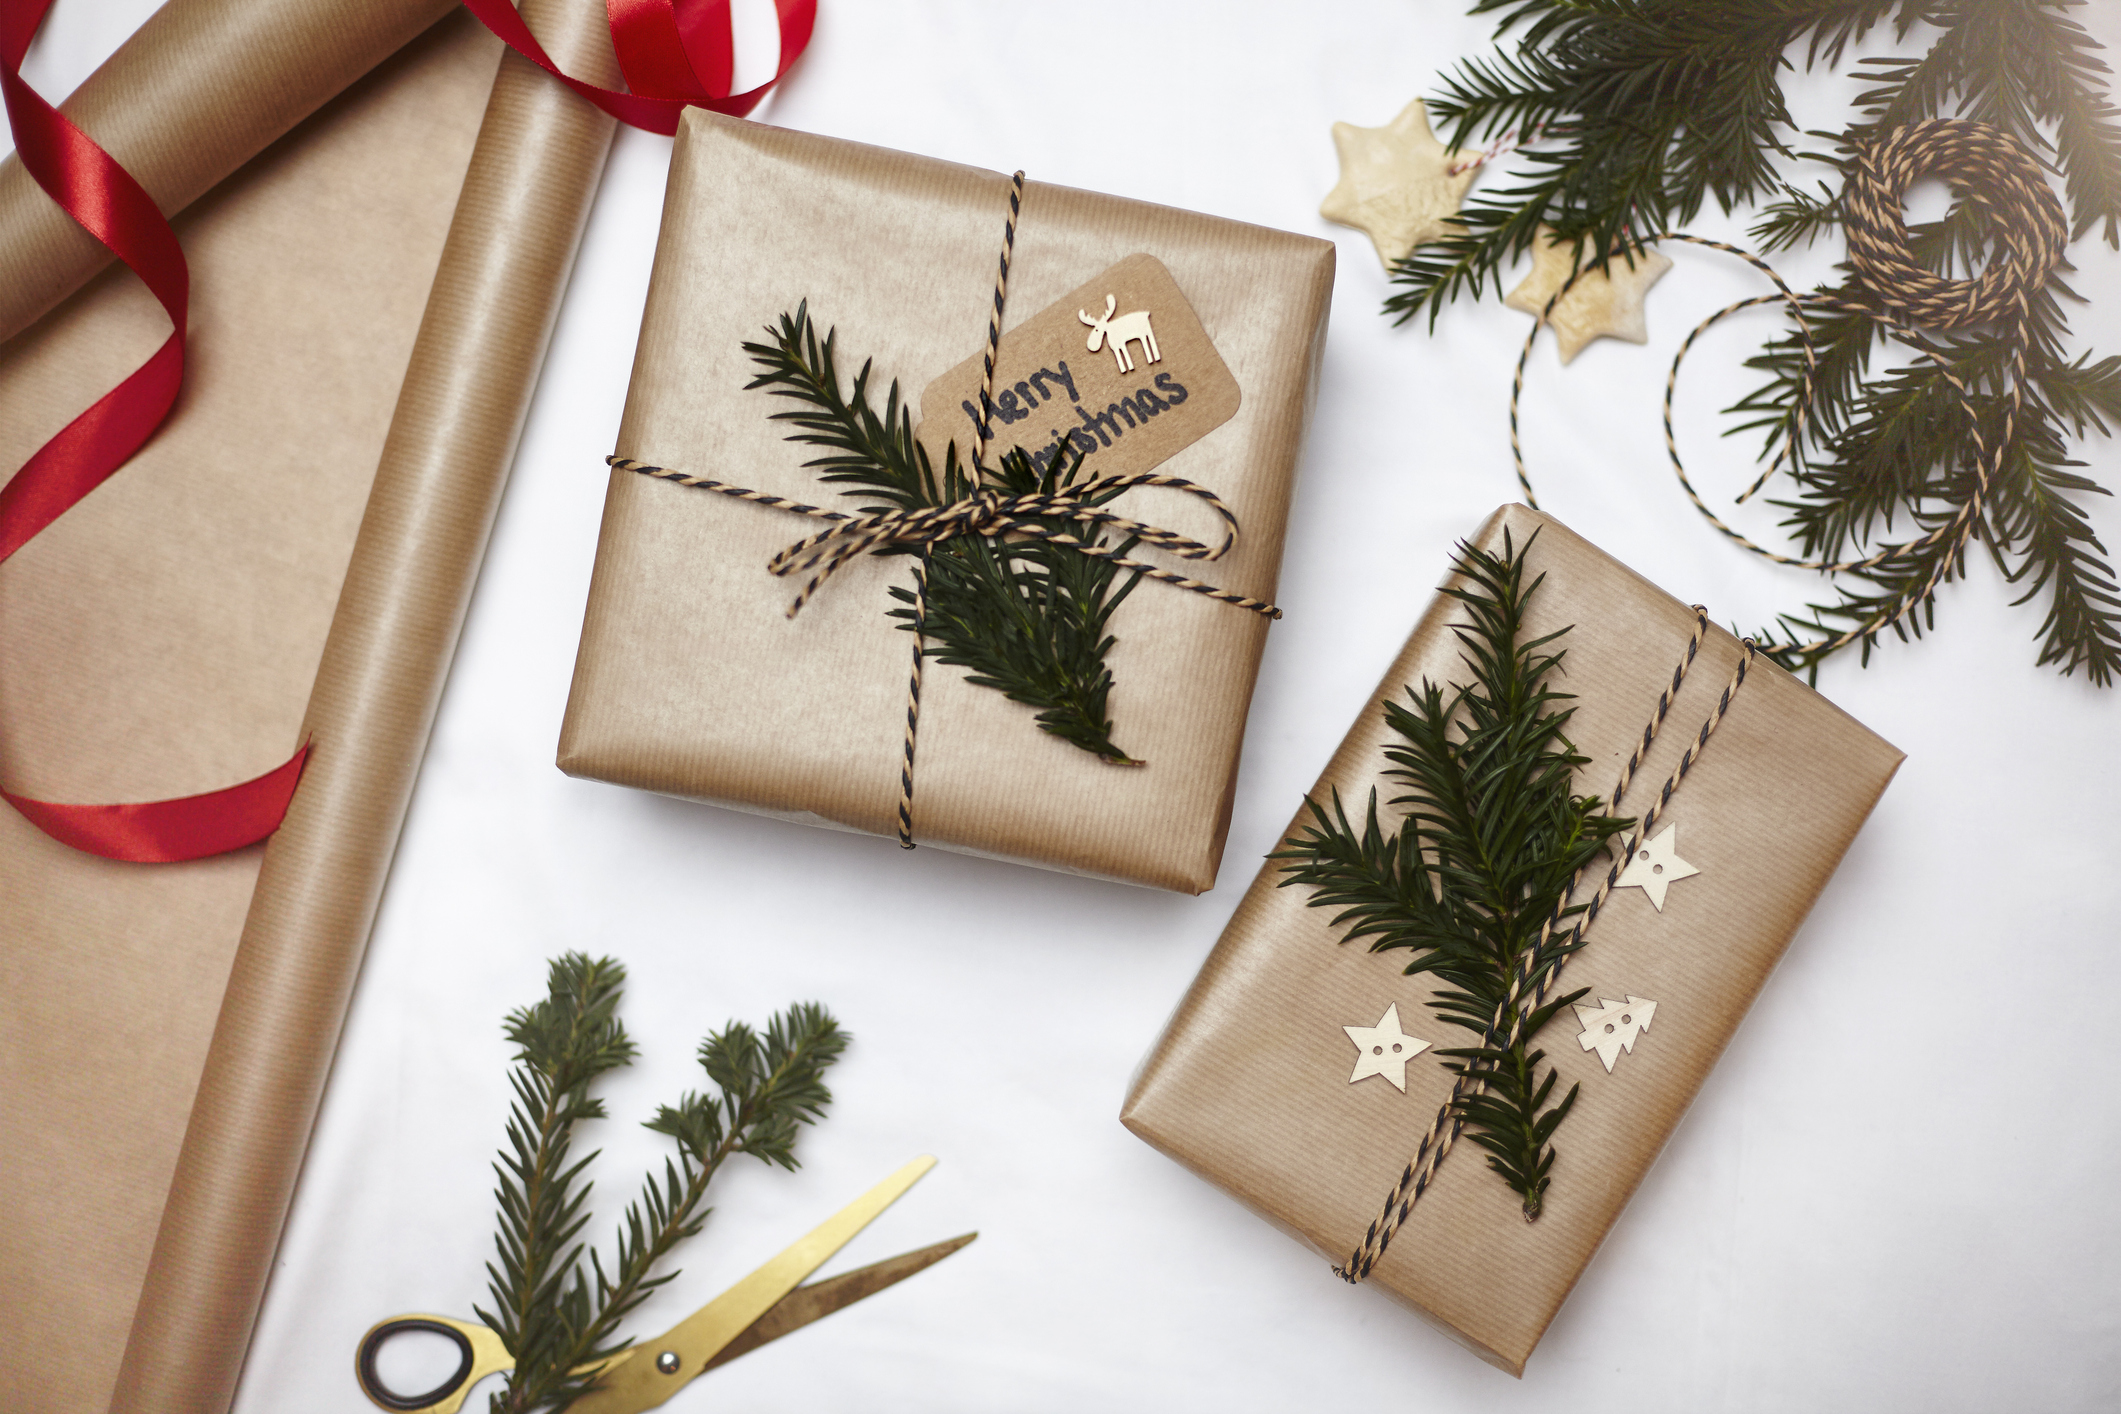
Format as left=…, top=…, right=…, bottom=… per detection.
left=355, top=1314, right=510, bottom=1414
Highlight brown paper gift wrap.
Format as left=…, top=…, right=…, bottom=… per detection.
left=1121, top=504, right=1904, bottom=1375
left=0, top=1, right=620, bottom=1409
left=559, top=111, right=1335, bottom=893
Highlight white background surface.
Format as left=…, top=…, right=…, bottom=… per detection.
left=20, top=2, right=2121, bottom=1410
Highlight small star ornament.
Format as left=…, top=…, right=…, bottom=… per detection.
left=1613, top=824, right=1700, bottom=912
left=1575, top=995, right=1657, bottom=1073
left=1504, top=226, right=1673, bottom=363
left=1319, top=99, right=1477, bottom=270
left=1342, top=1003, right=1430, bottom=1092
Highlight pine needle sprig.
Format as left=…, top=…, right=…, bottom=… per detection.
left=474, top=956, right=846, bottom=1414
left=1396, top=0, right=2121, bottom=683
left=1272, top=534, right=1632, bottom=1218
left=1387, top=0, right=1910, bottom=330
left=1733, top=252, right=2121, bottom=680
left=475, top=953, right=635, bottom=1410
left=891, top=444, right=1145, bottom=763
left=741, top=302, right=962, bottom=513
left=1849, top=0, right=2121, bottom=244
left=744, top=305, right=1147, bottom=762
left=1733, top=1, right=2121, bottom=681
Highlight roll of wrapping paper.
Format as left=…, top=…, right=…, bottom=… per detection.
left=113, top=1, right=620, bottom=1405
left=0, top=1, right=621, bottom=1410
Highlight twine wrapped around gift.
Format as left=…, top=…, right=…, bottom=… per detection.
left=610, top=465, right=1278, bottom=624
left=611, top=172, right=1278, bottom=847
left=1508, top=118, right=2068, bottom=668
left=1336, top=613, right=1758, bottom=1281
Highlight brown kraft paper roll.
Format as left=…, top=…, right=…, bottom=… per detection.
left=560, top=111, right=1335, bottom=892
left=1122, top=505, right=1903, bottom=1375
left=0, top=0, right=622, bottom=1409
left=106, top=2, right=621, bottom=1411
left=0, top=11, right=501, bottom=1411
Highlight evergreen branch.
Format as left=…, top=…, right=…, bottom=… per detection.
left=741, top=303, right=961, bottom=512
left=474, top=954, right=637, bottom=1410
left=747, top=308, right=1151, bottom=762
left=2036, top=349, right=2121, bottom=436
left=1750, top=172, right=1848, bottom=254
left=1988, top=424, right=2121, bottom=684
left=1845, top=2, right=2121, bottom=245
left=890, top=446, right=1143, bottom=763
left=1731, top=287, right=2121, bottom=678
left=1436, top=1022, right=1584, bottom=1208
left=1414, top=0, right=2121, bottom=679
left=1274, top=787, right=1448, bottom=955
left=1387, top=0, right=1908, bottom=327
left=474, top=959, right=845, bottom=1414
left=1755, top=515, right=1969, bottom=677
left=2014, top=0, right=2121, bottom=243
left=1849, top=31, right=1968, bottom=139
left=1272, top=533, right=1631, bottom=1218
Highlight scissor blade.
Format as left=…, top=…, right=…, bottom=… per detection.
left=702, top=1231, right=976, bottom=1373
left=566, top=1155, right=936, bottom=1414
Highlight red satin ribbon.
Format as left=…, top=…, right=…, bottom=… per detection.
left=463, top=0, right=817, bottom=135
left=0, top=0, right=814, bottom=862
left=0, top=0, right=307, bottom=863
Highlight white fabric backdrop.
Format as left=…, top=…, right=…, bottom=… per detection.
left=22, top=2, right=2121, bottom=1409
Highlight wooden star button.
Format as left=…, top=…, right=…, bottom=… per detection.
left=1504, top=227, right=1673, bottom=363
left=1342, top=1003, right=1430, bottom=1092
left=1319, top=99, right=1476, bottom=270
left=1613, top=824, right=1700, bottom=912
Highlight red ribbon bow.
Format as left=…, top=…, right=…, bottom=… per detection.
left=0, top=0, right=812, bottom=862
left=465, top=0, right=817, bottom=133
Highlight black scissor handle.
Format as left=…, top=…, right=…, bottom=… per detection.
left=355, top=1317, right=477, bottom=1412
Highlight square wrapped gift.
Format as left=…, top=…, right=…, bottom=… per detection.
left=1122, top=504, right=1902, bottom=1374
left=558, top=110, right=1334, bottom=892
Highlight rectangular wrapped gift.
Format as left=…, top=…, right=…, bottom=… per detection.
left=1121, top=504, right=1903, bottom=1374
left=558, top=110, right=1335, bottom=892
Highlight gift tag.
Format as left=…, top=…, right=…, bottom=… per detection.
left=918, top=253, right=1241, bottom=479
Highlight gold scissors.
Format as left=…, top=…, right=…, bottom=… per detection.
left=356, top=1156, right=970, bottom=1414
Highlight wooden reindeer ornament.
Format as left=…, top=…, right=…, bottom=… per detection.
left=1079, top=293, right=1161, bottom=374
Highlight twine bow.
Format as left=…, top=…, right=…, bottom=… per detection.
left=614, top=170, right=1276, bottom=846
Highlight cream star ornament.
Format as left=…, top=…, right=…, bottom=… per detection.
left=1504, top=227, right=1673, bottom=363
left=1319, top=99, right=1477, bottom=270
left=1613, top=824, right=1700, bottom=912
left=1342, top=1003, right=1430, bottom=1092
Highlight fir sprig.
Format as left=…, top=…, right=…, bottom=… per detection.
left=891, top=446, right=1146, bottom=763
left=474, top=955, right=846, bottom=1414
left=743, top=304, right=962, bottom=512
left=1388, top=0, right=1910, bottom=330
left=1391, top=0, right=2121, bottom=684
left=1272, top=535, right=1632, bottom=1218
left=743, top=305, right=1146, bottom=761
left=474, top=953, right=634, bottom=1413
